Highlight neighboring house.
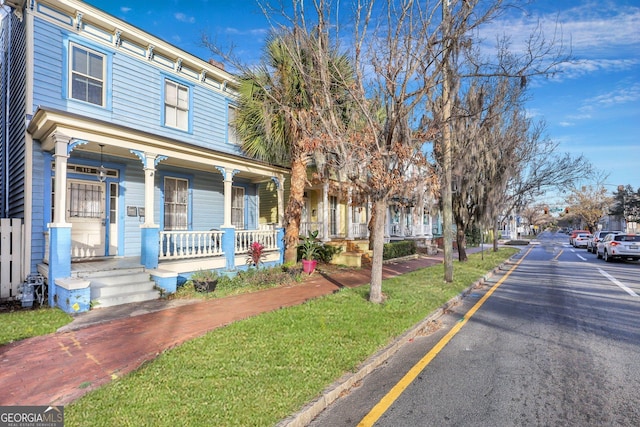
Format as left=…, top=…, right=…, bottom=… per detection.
left=0, top=0, right=288, bottom=312
left=301, top=168, right=440, bottom=266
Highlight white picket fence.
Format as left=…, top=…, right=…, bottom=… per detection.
left=0, top=218, right=23, bottom=299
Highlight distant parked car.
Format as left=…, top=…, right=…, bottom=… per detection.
left=587, top=230, right=622, bottom=254
left=573, top=233, right=592, bottom=248
left=569, top=230, right=589, bottom=246
left=597, top=234, right=640, bottom=262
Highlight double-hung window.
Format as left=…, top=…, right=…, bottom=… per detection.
left=164, top=177, right=188, bottom=230
left=70, top=44, right=105, bottom=106
left=164, top=79, right=189, bottom=130
left=231, top=186, right=245, bottom=229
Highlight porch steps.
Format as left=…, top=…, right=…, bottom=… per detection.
left=88, top=271, right=160, bottom=309
left=328, top=239, right=371, bottom=268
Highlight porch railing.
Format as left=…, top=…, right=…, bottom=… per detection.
left=350, top=223, right=368, bottom=239
left=300, top=221, right=324, bottom=237
left=235, top=229, right=279, bottom=254
left=159, top=230, right=224, bottom=261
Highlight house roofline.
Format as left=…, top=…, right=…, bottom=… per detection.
left=33, top=0, right=238, bottom=90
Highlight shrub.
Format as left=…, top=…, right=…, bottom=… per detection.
left=316, top=244, right=342, bottom=263
left=383, top=240, right=417, bottom=260
left=465, top=225, right=482, bottom=247
left=218, top=266, right=302, bottom=292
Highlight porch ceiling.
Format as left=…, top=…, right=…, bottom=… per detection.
left=28, top=107, right=289, bottom=183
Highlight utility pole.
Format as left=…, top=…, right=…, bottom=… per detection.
left=441, top=0, right=454, bottom=282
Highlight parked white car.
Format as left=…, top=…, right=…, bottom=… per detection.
left=573, top=233, right=592, bottom=248
left=597, top=233, right=640, bottom=262
left=587, top=230, right=622, bottom=254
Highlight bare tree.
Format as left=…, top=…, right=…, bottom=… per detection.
left=520, top=203, right=553, bottom=233
left=565, top=183, right=613, bottom=233
left=430, top=0, right=573, bottom=275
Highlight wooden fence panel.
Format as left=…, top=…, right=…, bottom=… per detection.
left=0, top=218, right=23, bottom=299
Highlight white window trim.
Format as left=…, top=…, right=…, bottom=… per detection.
left=231, top=186, right=245, bottom=229
left=69, top=42, right=106, bottom=107
left=228, top=104, right=240, bottom=145
left=164, top=177, right=189, bottom=231
left=164, top=79, right=190, bottom=131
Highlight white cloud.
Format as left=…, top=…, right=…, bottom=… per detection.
left=174, top=12, right=195, bottom=24
left=586, top=83, right=640, bottom=107
left=559, top=121, right=574, bottom=127
left=120, top=7, right=131, bottom=13
left=224, top=27, right=269, bottom=37
left=554, top=58, right=639, bottom=80
left=557, top=8, right=640, bottom=53
left=480, top=3, right=640, bottom=68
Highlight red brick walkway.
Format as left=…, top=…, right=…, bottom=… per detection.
left=0, top=254, right=446, bottom=406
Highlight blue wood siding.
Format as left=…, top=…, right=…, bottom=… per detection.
left=30, top=146, right=47, bottom=273
left=32, top=16, right=243, bottom=157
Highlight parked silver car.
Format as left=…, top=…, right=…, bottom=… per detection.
left=587, top=230, right=622, bottom=254
left=597, top=233, right=640, bottom=262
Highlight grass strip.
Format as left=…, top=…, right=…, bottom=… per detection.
left=65, top=248, right=517, bottom=426
left=0, top=308, right=73, bottom=345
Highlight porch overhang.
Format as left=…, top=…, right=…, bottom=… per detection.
left=27, top=106, right=289, bottom=182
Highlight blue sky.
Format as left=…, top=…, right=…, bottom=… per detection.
left=83, top=0, right=640, bottom=198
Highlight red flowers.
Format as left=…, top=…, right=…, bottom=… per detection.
left=248, top=241, right=265, bottom=267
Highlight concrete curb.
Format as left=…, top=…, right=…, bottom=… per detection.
left=278, top=261, right=509, bottom=427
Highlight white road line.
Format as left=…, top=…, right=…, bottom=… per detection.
left=598, top=268, right=639, bottom=297
left=577, top=254, right=587, bottom=261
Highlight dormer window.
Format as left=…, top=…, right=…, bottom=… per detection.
left=69, top=43, right=105, bottom=106
left=164, top=79, right=189, bottom=131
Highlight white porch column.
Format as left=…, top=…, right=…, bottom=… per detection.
left=322, top=181, right=330, bottom=241
left=275, top=175, right=285, bottom=227
left=346, top=187, right=353, bottom=240
left=216, top=166, right=239, bottom=228
left=131, top=151, right=166, bottom=269
left=143, top=157, right=157, bottom=227
left=51, top=134, right=70, bottom=225
left=131, top=151, right=166, bottom=227
left=416, top=199, right=425, bottom=237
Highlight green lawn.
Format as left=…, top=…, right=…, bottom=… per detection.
left=65, top=248, right=517, bottom=427
left=0, top=308, right=73, bottom=345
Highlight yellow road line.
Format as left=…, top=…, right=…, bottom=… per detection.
left=552, top=249, right=563, bottom=261
left=358, top=247, right=533, bottom=427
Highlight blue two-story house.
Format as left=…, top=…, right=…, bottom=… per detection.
left=0, top=0, right=289, bottom=312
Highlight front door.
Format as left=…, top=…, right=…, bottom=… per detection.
left=67, top=179, right=106, bottom=258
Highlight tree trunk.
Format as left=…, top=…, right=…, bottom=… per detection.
left=283, top=156, right=307, bottom=264
left=367, top=206, right=376, bottom=250
left=369, top=198, right=387, bottom=304
left=456, top=226, right=468, bottom=262
left=493, top=217, right=499, bottom=252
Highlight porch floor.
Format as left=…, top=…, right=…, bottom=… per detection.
left=70, top=257, right=144, bottom=276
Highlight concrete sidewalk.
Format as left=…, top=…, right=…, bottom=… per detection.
left=0, top=250, right=480, bottom=408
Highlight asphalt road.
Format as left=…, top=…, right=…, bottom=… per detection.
left=309, top=231, right=640, bottom=426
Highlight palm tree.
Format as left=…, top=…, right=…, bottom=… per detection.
left=234, top=30, right=354, bottom=264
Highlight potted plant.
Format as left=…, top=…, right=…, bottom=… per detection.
left=299, top=230, right=320, bottom=274
left=190, top=269, right=219, bottom=293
